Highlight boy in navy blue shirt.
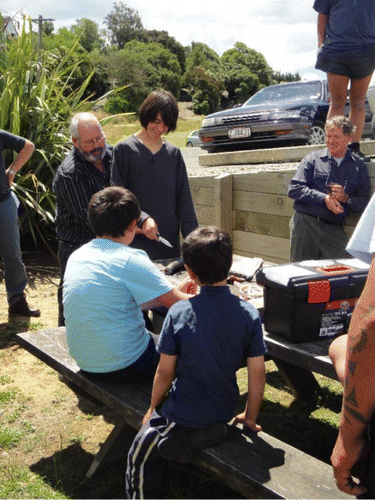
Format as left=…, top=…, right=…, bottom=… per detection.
left=126, top=226, right=267, bottom=499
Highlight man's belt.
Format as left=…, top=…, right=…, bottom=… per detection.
left=307, top=213, right=344, bottom=226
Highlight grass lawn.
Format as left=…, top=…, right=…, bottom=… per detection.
left=0, top=254, right=344, bottom=499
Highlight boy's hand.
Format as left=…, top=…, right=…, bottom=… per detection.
left=177, top=277, right=198, bottom=295
left=142, top=407, right=154, bottom=425
left=233, top=412, right=262, bottom=432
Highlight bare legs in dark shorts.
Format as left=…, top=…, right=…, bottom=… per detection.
left=327, top=73, right=373, bottom=147
left=316, top=46, right=375, bottom=159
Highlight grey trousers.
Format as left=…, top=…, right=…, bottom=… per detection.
left=0, top=193, right=27, bottom=305
left=290, top=212, right=350, bottom=262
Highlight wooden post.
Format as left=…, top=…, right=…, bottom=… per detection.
left=214, top=173, right=233, bottom=236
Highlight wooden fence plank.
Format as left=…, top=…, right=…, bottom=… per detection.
left=214, top=174, right=233, bottom=236
left=234, top=191, right=294, bottom=216
left=234, top=211, right=290, bottom=239
left=233, top=170, right=296, bottom=194
left=194, top=205, right=214, bottom=225
left=233, top=230, right=290, bottom=262
left=190, top=183, right=214, bottom=206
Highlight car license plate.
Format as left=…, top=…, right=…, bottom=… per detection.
left=228, top=127, right=251, bottom=139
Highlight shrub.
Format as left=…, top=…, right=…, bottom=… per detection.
left=104, top=95, right=130, bottom=114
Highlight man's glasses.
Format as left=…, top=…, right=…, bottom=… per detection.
left=81, top=135, right=106, bottom=148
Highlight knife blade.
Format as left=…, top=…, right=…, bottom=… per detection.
left=157, top=234, right=173, bottom=248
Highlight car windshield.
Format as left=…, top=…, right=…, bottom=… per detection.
left=244, top=82, right=322, bottom=106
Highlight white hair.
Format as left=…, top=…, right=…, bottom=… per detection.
left=69, top=112, right=102, bottom=139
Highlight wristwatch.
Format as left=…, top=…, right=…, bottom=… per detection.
left=8, top=168, right=16, bottom=175
left=346, top=197, right=352, bottom=205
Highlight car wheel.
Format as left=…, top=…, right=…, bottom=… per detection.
left=186, top=142, right=193, bottom=147
left=308, top=122, right=326, bottom=145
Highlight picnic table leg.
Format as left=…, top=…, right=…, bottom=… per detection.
left=272, top=359, right=321, bottom=399
left=86, top=422, right=138, bottom=478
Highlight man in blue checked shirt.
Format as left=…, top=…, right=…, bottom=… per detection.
left=288, top=116, right=370, bottom=262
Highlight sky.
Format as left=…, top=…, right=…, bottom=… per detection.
left=1, top=0, right=362, bottom=83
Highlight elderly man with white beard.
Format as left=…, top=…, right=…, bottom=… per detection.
left=54, top=113, right=158, bottom=327
left=53, top=113, right=112, bottom=326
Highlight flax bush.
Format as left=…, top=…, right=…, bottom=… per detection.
left=0, top=18, right=105, bottom=251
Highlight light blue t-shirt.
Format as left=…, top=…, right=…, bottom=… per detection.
left=63, top=239, right=173, bottom=373
left=314, top=0, right=375, bottom=53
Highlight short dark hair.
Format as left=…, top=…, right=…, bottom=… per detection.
left=88, top=187, right=141, bottom=238
left=182, top=226, right=232, bottom=285
left=139, top=89, right=179, bottom=132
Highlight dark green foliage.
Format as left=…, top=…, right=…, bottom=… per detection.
left=70, top=18, right=105, bottom=53
left=220, top=42, right=273, bottom=106
left=272, top=70, right=301, bottom=84
left=140, top=30, right=186, bottom=73
left=0, top=17, right=104, bottom=250
left=105, top=40, right=182, bottom=111
left=42, top=28, right=109, bottom=100
left=104, top=2, right=144, bottom=49
left=104, top=94, right=130, bottom=114
left=183, top=43, right=223, bottom=114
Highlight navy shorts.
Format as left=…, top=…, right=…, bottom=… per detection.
left=316, top=45, right=375, bottom=80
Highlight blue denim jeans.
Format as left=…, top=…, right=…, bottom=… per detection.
left=0, top=193, right=27, bottom=305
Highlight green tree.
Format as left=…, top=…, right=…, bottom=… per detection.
left=42, top=20, right=54, bottom=36
left=184, top=68, right=223, bottom=114
left=185, top=42, right=222, bottom=76
left=221, top=64, right=259, bottom=105
left=104, top=2, right=143, bottom=49
left=184, top=43, right=223, bottom=113
left=272, top=70, right=301, bottom=84
left=70, top=18, right=105, bottom=52
left=220, top=42, right=273, bottom=105
left=105, top=40, right=182, bottom=111
left=141, top=30, right=186, bottom=73
left=42, top=27, right=109, bottom=99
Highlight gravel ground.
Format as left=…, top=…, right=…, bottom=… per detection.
left=180, top=147, right=299, bottom=176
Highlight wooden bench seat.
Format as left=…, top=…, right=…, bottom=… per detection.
left=17, top=327, right=349, bottom=499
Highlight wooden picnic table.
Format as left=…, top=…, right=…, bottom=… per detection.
left=15, top=256, right=348, bottom=498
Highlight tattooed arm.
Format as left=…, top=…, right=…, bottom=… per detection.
left=331, top=256, right=375, bottom=496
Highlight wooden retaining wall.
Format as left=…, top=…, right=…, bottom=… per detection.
left=189, top=164, right=375, bottom=264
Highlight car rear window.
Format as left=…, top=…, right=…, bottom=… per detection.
left=245, top=82, right=322, bottom=106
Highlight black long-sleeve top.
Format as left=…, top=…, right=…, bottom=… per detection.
left=111, top=135, right=198, bottom=260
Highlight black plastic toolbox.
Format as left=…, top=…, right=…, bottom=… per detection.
left=256, top=259, right=369, bottom=343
